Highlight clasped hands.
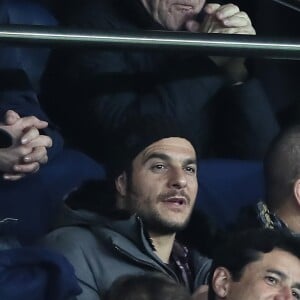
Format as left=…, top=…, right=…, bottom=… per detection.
left=0, top=110, right=52, bottom=180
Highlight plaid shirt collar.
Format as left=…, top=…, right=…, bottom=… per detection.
left=256, top=201, right=300, bottom=239
left=169, top=240, right=193, bottom=291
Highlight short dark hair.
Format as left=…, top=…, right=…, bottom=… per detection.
left=208, top=229, right=300, bottom=300
left=264, top=125, right=300, bottom=210
left=104, top=273, right=192, bottom=300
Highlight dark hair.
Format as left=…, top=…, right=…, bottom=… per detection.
left=103, top=273, right=192, bottom=300
left=208, top=229, right=300, bottom=300
left=264, top=125, right=300, bottom=210
left=105, top=114, right=198, bottom=181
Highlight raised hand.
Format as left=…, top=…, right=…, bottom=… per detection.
left=185, top=3, right=255, bottom=82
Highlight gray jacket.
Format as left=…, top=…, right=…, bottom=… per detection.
left=40, top=207, right=211, bottom=300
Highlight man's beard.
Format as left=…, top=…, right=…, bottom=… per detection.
left=139, top=207, right=193, bottom=235
left=127, top=192, right=194, bottom=235
left=125, top=179, right=194, bottom=235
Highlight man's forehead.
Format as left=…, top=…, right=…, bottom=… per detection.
left=141, top=137, right=196, bottom=160
left=246, top=249, right=300, bottom=279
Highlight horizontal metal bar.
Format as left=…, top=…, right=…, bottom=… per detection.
left=0, top=25, right=299, bottom=59
left=272, top=0, right=300, bottom=12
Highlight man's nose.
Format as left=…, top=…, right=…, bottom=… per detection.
left=274, top=286, right=293, bottom=300
left=168, top=168, right=187, bottom=189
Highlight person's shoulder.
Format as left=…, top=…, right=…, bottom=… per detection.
left=39, top=225, right=98, bottom=254
left=190, top=249, right=212, bottom=267
left=190, top=249, right=212, bottom=287
left=39, top=225, right=104, bottom=295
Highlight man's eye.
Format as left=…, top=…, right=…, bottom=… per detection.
left=151, top=164, right=166, bottom=171
left=292, top=290, right=300, bottom=300
left=265, top=276, right=279, bottom=286
left=185, top=166, right=196, bottom=174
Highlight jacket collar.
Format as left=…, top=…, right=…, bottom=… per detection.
left=100, top=214, right=159, bottom=257
left=58, top=206, right=155, bottom=255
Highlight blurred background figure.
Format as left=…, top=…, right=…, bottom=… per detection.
left=104, top=273, right=192, bottom=300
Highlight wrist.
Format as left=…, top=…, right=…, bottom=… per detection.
left=223, top=58, right=249, bottom=85
left=211, top=56, right=249, bottom=85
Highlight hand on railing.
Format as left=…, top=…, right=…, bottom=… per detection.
left=186, top=3, right=255, bottom=83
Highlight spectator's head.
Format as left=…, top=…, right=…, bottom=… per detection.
left=139, top=0, right=205, bottom=30
left=264, top=126, right=300, bottom=225
left=208, top=229, right=300, bottom=300
left=111, top=115, right=198, bottom=235
left=104, top=273, right=192, bottom=300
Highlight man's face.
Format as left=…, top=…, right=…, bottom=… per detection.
left=119, top=137, right=198, bottom=234
left=215, top=249, right=300, bottom=300
left=141, top=0, right=205, bottom=30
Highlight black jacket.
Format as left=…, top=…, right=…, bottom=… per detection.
left=41, top=0, right=279, bottom=160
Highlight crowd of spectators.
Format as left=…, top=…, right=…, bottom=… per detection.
left=0, top=0, right=299, bottom=299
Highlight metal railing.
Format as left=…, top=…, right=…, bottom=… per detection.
left=0, top=25, right=299, bottom=60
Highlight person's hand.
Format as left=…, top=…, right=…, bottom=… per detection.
left=198, top=3, right=255, bottom=35
left=0, top=110, right=52, bottom=180
left=186, top=3, right=255, bottom=82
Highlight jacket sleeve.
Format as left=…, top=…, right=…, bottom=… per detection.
left=39, top=227, right=102, bottom=300
left=43, top=49, right=225, bottom=128
left=0, top=69, right=64, bottom=160
left=192, top=251, right=212, bottom=289
left=40, top=7, right=226, bottom=146
left=219, top=78, right=280, bottom=159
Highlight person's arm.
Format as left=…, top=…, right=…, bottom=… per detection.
left=224, top=78, right=280, bottom=159
left=183, top=3, right=279, bottom=158
left=0, top=69, right=64, bottom=161
left=39, top=227, right=102, bottom=300
left=185, top=3, right=255, bottom=84
left=41, top=14, right=227, bottom=158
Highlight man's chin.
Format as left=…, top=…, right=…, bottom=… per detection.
left=145, top=217, right=190, bottom=235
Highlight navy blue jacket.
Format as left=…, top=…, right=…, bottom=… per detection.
left=0, top=246, right=81, bottom=300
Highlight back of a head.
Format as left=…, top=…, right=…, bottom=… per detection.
left=264, top=125, right=300, bottom=211
left=208, top=229, right=300, bottom=300
left=104, top=273, right=192, bottom=300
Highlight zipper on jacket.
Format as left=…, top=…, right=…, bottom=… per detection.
left=113, top=244, right=181, bottom=283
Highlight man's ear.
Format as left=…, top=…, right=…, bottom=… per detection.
left=212, top=267, right=232, bottom=299
left=115, top=172, right=127, bottom=197
left=293, top=179, right=300, bottom=206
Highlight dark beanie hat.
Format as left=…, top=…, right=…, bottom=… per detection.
left=105, top=114, right=197, bottom=180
